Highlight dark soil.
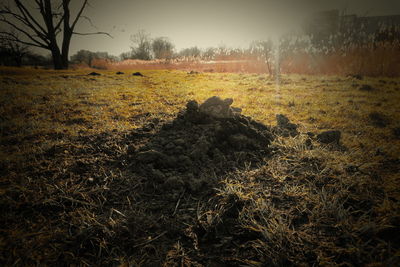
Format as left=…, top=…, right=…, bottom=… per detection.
left=131, top=99, right=273, bottom=193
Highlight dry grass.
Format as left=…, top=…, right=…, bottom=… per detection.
left=101, top=43, right=400, bottom=77
left=0, top=66, right=399, bottom=266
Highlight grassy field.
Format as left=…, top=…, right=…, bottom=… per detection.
left=1, top=67, right=399, bottom=266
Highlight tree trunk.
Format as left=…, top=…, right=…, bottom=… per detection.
left=266, top=59, right=272, bottom=76
left=43, top=0, right=68, bottom=70
left=50, top=45, right=64, bottom=69
left=60, top=51, right=69, bottom=69
left=14, top=55, right=22, bottom=67
left=61, top=34, right=71, bottom=69
left=52, top=54, right=64, bottom=69
left=61, top=0, right=72, bottom=70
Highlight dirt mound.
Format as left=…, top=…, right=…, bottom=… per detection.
left=88, top=71, right=101, bottom=76
left=131, top=96, right=273, bottom=192
left=132, top=72, right=144, bottom=76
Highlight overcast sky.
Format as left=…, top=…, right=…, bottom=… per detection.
left=65, top=0, right=400, bottom=56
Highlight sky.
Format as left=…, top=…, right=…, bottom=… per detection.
left=37, top=0, right=400, bottom=56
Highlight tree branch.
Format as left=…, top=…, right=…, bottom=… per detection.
left=71, top=0, right=88, bottom=30
left=15, top=0, right=47, bottom=34
left=0, top=31, right=47, bottom=49
left=53, top=14, right=64, bottom=33
left=1, top=2, right=48, bottom=44
left=0, top=18, right=48, bottom=47
left=73, top=31, right=113, bottom=38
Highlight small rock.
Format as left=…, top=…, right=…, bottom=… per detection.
left=116, top=71, right=124, bottom=75
left=199, top=96, right=236, bottom=118
left=132, top=72, right=144, bottom=76
left=316, top=130, right=341, bottom=144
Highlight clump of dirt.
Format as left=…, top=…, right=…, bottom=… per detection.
left=274, top=114, right=299, bottom=137
left=130, top=96, right=273, bottom=192
left=132, top=72, right=144, bottom=76
left=317, top=130, right=341, bottom=144
left=88, top=72, right=101, bottom=76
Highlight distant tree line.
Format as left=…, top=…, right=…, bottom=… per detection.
left=70, top=50, right=117, bottom=68
left=1, top=24, right=398, bottom=72
left=116, top=30, right=275, bottom=63
left=0, top=38, right=51, bottom=67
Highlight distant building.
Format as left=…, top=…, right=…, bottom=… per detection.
left=304, top=10, right=340, bottom=43
left=304, top=10, right=400, bottom=48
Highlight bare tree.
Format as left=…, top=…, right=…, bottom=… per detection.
left=1, top=39, right=29, bottom=66
left=250, top=40, right=274, bottom=75
left=0, top=29, right=30, bottom=66
left=70, top=49, right=115, bottom=67
left=130, top=30, right=152, bottom=60
left=70, top=49, right=95, bottom=67
left=152, top=37, right=174, bottom=60
left=179, top=46, right=201, bottom=59
left=202, top=47, right=216, bottom=60
left=0, top=0, right=110, bottom=69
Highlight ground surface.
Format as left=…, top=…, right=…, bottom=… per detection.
left=1, top=67, right=399, bottom=266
